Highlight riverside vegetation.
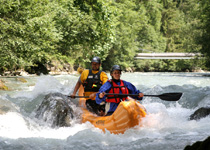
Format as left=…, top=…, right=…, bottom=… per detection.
left=1, top=0, right=210, bottom=75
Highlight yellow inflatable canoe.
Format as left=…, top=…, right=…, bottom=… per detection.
left=78, top=86, right=147, bottom=134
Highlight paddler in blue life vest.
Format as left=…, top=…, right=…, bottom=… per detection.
left=96, top=65, right=144, bottom=116
left=70, top=56, right=108, bottom=115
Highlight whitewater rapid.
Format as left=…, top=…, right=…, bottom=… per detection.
left=0, top=72, right=210, bottom=150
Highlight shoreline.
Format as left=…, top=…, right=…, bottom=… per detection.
left=1, top=70, right=210, bottom=91
left=1, top=70, right=210, bottom=77
left=1, top=63, right=209, bottom=77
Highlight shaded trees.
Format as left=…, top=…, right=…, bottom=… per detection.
left=0, top=0, right=62, bottom=73
left=0, top=0, right=209, bottom=74
left=199, top=0, right=210, bottom=68
left=103, top=0, right=142, bottom=70
left=55, top=0, right=115, bottom=66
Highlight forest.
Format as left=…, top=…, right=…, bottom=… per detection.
left=0, top=0, right=210, bottom=75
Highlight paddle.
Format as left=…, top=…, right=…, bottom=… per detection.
left=69, top=92, right=182, bottom=101
left=69, top=95, right=89, bottom=98
left=105, top=93, right=182, bottom=101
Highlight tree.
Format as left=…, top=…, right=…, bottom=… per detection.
left=199, top=0, right=210, bottom=70
left=55, top=0, right=115, bottom=67
left=0, top=0, right=62, bottom=73
left=103, top=0, right=145, bottom=70
left=137, top=0, right=166, bottom=52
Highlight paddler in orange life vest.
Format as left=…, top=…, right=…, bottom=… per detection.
left=96, top=65, right=144, bottom=116
left=70, top=56, right=108, bottom=115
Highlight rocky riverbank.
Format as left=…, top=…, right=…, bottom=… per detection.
left=0, top=62, right=83, bottom=90
left=1, top=61, right=76, bottom=77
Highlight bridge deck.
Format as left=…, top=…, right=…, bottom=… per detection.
left=135, top=53, right=202, bottom=59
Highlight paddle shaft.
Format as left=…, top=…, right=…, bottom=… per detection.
left=105, top=93, right=182, bottom=101
left=70, top=94, right=155, bottom=98
left=69, top=96, right=89, bottom=98
left=69, top=94, right=140, bottom=98
left=68, top=92, right=182, bottom=101
left=105, top=93, right=150, bottom=97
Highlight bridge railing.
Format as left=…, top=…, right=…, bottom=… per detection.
left=135, top=53, right=203, bottom=59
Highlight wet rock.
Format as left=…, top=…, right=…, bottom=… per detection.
left=189, top=107, right=210, bottom=120
left=0, top=99, right=19, bottom=114
left=1, top=70, right=29, bottom=76
left=16, top=77, right=27, bottom=83
left=35, top=93, right=74, bottom=127
left=184, top=136, right=210, bottom=150
left=46, top=61, right=74, bottom=75
left=0, top=80, right=8, bottom=90
left=25, top=62, right=49, bottom=75
left=0, top=106, right=10, bottom=114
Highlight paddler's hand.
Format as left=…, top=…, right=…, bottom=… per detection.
left=89, top=93, right=96, bottom=99
left=99, top=92, right=105, bottom=98
left=69, top=94, right=76, bottom=99
left=138, top=93, right=144, bottom=98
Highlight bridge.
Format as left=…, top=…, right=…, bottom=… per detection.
left=135, top=53, right=202, bottom=59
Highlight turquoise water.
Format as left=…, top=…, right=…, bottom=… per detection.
left=0, top=72, right=210, bottom=150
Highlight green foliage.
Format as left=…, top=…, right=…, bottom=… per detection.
left=0, top=0, right=209, bottom=74
left=54, top=0, right=115, bottom=66
left=0, top=0, right=62, bottom=72
left=137, top=0, right=166, bottom=52
left=135, top=59, right=204, bottom=72
left=176, top=0, right=202, bottom=53
left=103, top=0, right=144, bottom=70
left=199, top=0, right=210, bottom=70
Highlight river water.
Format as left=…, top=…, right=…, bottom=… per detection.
left=0, top=72, right=210, bottom=150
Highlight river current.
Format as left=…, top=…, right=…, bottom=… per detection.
left=0, top=72, right=210, bottom=150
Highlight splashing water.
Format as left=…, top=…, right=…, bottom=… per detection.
left=0, top=72, right=210, bottom=150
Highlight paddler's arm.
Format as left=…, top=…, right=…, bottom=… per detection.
left=96, top=92, right=106, bottom=104
left=70, top=78, right=82, bottom=98
left=95, top=81, right=111, bottom=104
left=99, top=92, right=106, bottom=99
left=70, top=70, right=88, bottom=98
left=89, top=92, right=98, bottom=99
left=124, top=81, right=144, bottom=100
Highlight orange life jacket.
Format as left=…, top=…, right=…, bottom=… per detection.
left=106, top=79, right=129, bottom=103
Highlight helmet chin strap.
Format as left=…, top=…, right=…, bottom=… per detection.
left=92, top=68, right=99, bottom=71
left=112, top=77, right=120, bottom=82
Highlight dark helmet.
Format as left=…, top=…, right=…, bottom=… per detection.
left=91, top=56, right=101, bottom=64
left=110, top=65, right=122, bottom=73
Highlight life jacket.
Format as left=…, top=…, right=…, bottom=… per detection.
left=83, top=70, right=103, bottom=92
left=106, top=79, right=129, bottom=103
